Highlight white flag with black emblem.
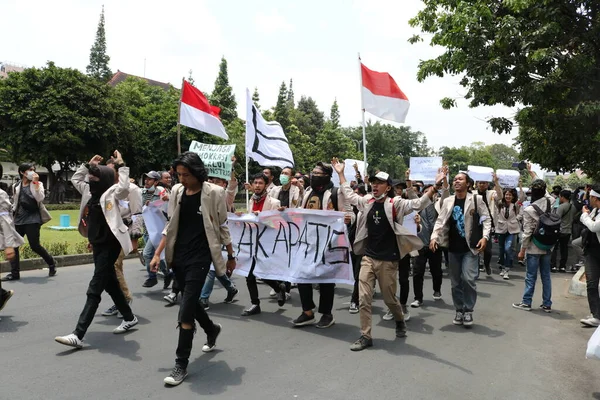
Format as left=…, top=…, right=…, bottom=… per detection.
left=245, top=88, right=294, bottom=168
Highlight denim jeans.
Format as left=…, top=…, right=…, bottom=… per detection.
left=448, top=251, right=479, bottom=312
left=200, top=270, right=236, bottom=300
left=498, top=233, right=515, bottom=270
left=143, top=234, right=167, bottom=279
left=522, top=253, right=552, bottom=307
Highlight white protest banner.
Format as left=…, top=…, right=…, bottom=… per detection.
left=332, top=159, right=368, bottom=186
left=229, top=209, right=353, bottom=284
left=189, top=140, right=236, bottom=180
left=142, top=201, right=167, bottom=259
left=403, top=211, right=418, bottom=236
left=468, top=165, right=494, bottom=183
left=409, top=157, right=442, bottom=183
left=496, top=169, right=520, bottom=188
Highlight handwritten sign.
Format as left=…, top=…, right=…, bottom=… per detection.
left=403, top=211, right=418, bottom=236
left=332, top=159, right=368, bottom=187
left=496, top=169, right=520, bottom=188
left=189, top=141, right=236, bottom=180
left=228, top=209, right=353, bottom=284
left=467, top=165, right=494, bottom=183
left=409, top=157, right=442, bottom=183
left=142, top=201, right=167, bottom=260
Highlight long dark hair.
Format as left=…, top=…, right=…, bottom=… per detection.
left=500, top=187, right=518, bottom=216
left=172, top=152, right=208, bottom=185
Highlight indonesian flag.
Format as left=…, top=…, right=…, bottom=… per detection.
left=361, top=63, right=410, bottom=123
left=179, top=80, right=229, bottom=140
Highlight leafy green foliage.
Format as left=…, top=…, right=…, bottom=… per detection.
left=86, top=6, right=112, bottom=82
left=274, top=81, right=291, bottom=130
left=210, top=57, right=237, bottom=125
left=409, top=0, right=600, bottom=179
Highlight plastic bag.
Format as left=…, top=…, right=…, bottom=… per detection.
left=585, top=326, right=600, bottom=360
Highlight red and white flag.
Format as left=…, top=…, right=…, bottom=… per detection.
left=361, top=63, right=409, bottom=123
left=179, top=80, right=229, bottom=140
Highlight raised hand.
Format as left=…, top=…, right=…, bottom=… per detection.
left=331, top=157, right=345, bottom=175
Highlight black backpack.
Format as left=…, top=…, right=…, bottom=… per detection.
left=531, top=199, right=561, bottom=250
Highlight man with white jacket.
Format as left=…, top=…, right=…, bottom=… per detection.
left=55, top=151, right=138, bottom=349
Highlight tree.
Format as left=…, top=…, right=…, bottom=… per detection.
left=0, top=62, right=124, bottom=201
left=287, top=78, right=295, bottom=110
left=409, top=0, right=600, bottom=179
left=252, top=87, right=261, bottom=110
left=273, top=81, right=291, bottom=130
left=86, top=6, right=112, bottom=82
left=210, top=57, right=237, bottom=125
left=294, top=96, right=324, bottom=140
left=330, top=99, right=340, bottom=130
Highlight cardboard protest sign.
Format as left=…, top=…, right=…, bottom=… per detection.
left=189, top=140, right=236, bottom=180
left=496, top=169, right=520, bottom=188
left=468, top=165, right=494, bottom=183
left=409, top=157, right=443, bottom=183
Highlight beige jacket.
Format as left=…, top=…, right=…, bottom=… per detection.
left=301, top=185, right=354, bottom=221
left=521, top=194, right=556, bottom=254
left=162, top=182, right=232, bottom=275
left=269, top=185, right=301, bottom=208
left=72, top=164, right=133, bottom=255
left=493, top=183, right=524, bottom=235
left=431, top=193, right=493, bottom=255
left=340, top=182, right=432, bottom=258
left=12, top=181, right=52, bottom=224
left=0, top=190, right=24, bottom=250
left=226, top=178, right=238, bottom=211
left=249, top=194, right=281, bottom=211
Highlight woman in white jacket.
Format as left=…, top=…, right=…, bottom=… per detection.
left=580, top=184, right=600, bottom=327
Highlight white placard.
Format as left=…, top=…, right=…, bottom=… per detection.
left=496, top=169, right=520, bottom=188
left=403, top=211, right=418, bottom=236
left=468, top=165, right=494, bottom=183
left=332, top=159, right=368, bottom=187
left=409, top=157, right=442, bottom=183
left=142, top=201, right=167, bottom=260
left=229, top=209, right=353, bottom=284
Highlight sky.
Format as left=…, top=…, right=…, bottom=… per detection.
left=1, top=0, right=520, bottom=151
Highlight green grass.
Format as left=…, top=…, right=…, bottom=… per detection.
left=39, top=210, right=87, bottom=254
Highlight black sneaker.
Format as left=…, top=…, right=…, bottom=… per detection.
left=164, top=365, right=188, bottom=386
left=395, top=320, right=407, bottom=337
left=1, top=273, right=19, bottom=281
left=350, top=335, right=373, bottom=351
left=453, top=311, right=464, bottom=325
left=49, top=266, right=57, bottom=277
left=551, top=267, right=558, bottom=273
left=142, top=278, right=158, bottom=287
left=163, top=272, right=173, bottom=290
left=202, top=323, right=222, bottom=352
left=241, top=304, right=261, bottom=316
left=570, top=266, right=579, bottom=273
left=539, top=305, right=552, bottom=313
left=293, top=312, right=315, bottom=327
left=558, top=267, right=566, bottom=273
left=224, top=287, right=239, bottom=303
left=277, top=283, right=287, bottom=307
left=485, top=265, right=491, bottom=276
left=463, top=312, right=474, bottom=327
left=0, top=289, right=14, bottom=311
left=199, top=298, right=210, bottom=310
left=316, top=314, right=335, bottom=329
left=512, top=302, right=532, bottom=311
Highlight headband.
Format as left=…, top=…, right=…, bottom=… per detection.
left=591, top=189, right=600, bottom=198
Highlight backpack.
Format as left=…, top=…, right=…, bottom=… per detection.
left=531, top=199, right=561, bottom=250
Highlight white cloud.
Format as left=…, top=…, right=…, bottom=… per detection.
left=254, top=10, right=294, bottom=34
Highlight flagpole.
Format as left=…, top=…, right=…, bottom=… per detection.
left=245, top=155, right=249, bottom=211
left=176, top=77, right=184, bottom=155
left=358, top=53, right=368, bottom=175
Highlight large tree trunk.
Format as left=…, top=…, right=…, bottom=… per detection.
left=44, top=162, right=59, bottom=204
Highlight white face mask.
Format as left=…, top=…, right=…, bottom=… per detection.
left=26, top=171, right=35, bottom=181
left=373, top=193, right=387, bottom=201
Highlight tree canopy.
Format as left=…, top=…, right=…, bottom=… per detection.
left=86, top=6, right=112, bottom=82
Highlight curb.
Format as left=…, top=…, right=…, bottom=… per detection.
left=0, top=252, right=140, bottom=273
left=569, top=267, right=587, bottom=297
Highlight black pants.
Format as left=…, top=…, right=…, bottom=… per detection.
left=351, top=253, right=363, bottom=305
left=413, top=247, right=443, bottom=301
left=585, top=248, right=600, bottom=319
left=246, top=260, right=287, bottom=305
left=551, top=234, right=571, bottom=269
left=173, top=260, right=216, bottom=368
left=298, top=283, right=335, bottom=315
left=10, top=223, right=55, bottom=275
left=483, top=238, right=492, bottom=268
left=74, top=243, right=133, bottom=339
left=398, top=254, right=411, bottom=305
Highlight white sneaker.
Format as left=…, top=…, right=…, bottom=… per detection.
left=503, top=271, right=510, bottom=280
left=410, top=300, right=422, bottom=308
left=113, top=315, right=139, bottom=334
left=499, top=270, right=506, bottom=277
left=164, top=293, right=178, bottom=304
left=285, top=292, right=291, bottom=301
left=580, top=316, right=600, bottom=327
left=382, top=309, right=394, bottom=321
left=269, top=288, right=277, bottom=297
left=402, top=305, right=411, bottom=322
left=117, top=299, right=133, bottom=319
left=55, top=333, right=83, bottom=349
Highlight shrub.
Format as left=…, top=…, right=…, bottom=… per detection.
left=45, top=203, right=81, bottom=211
left=74, top=241, right=92, bottom=254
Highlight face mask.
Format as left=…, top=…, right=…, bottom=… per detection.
left=145, top=186, right=155, bottom=193
left=280, top=175, right=290, bottom=186
left=26, top=171, right=35, bottom=181
left=373, top=192, right=387, bottom=201
left=310, top=175, right=331, bottom=191
left=252, top=192, right=265, bottom=202
left=89, top=180, right=102, bottom=195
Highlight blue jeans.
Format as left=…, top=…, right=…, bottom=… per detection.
left=448, top=251, right=479, bottom=312
left=523, top=253, right=552, bottom=307
left=200, top=270, right=236, bottom=300
left=143, top=234, right=167, bottom=279
left=498, top=233, right=515, bottom=270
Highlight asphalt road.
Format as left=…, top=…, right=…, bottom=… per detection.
left=1, top=252, right=599, bottom=400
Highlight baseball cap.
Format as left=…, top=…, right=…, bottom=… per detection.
left=372, top=171, right=392, bottom=186
left=144, top=171, right=161, bottom=180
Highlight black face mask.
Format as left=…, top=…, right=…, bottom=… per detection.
left=89, top=165, right=116, bottom=197
left=310, top=175, right=331, bottom=191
